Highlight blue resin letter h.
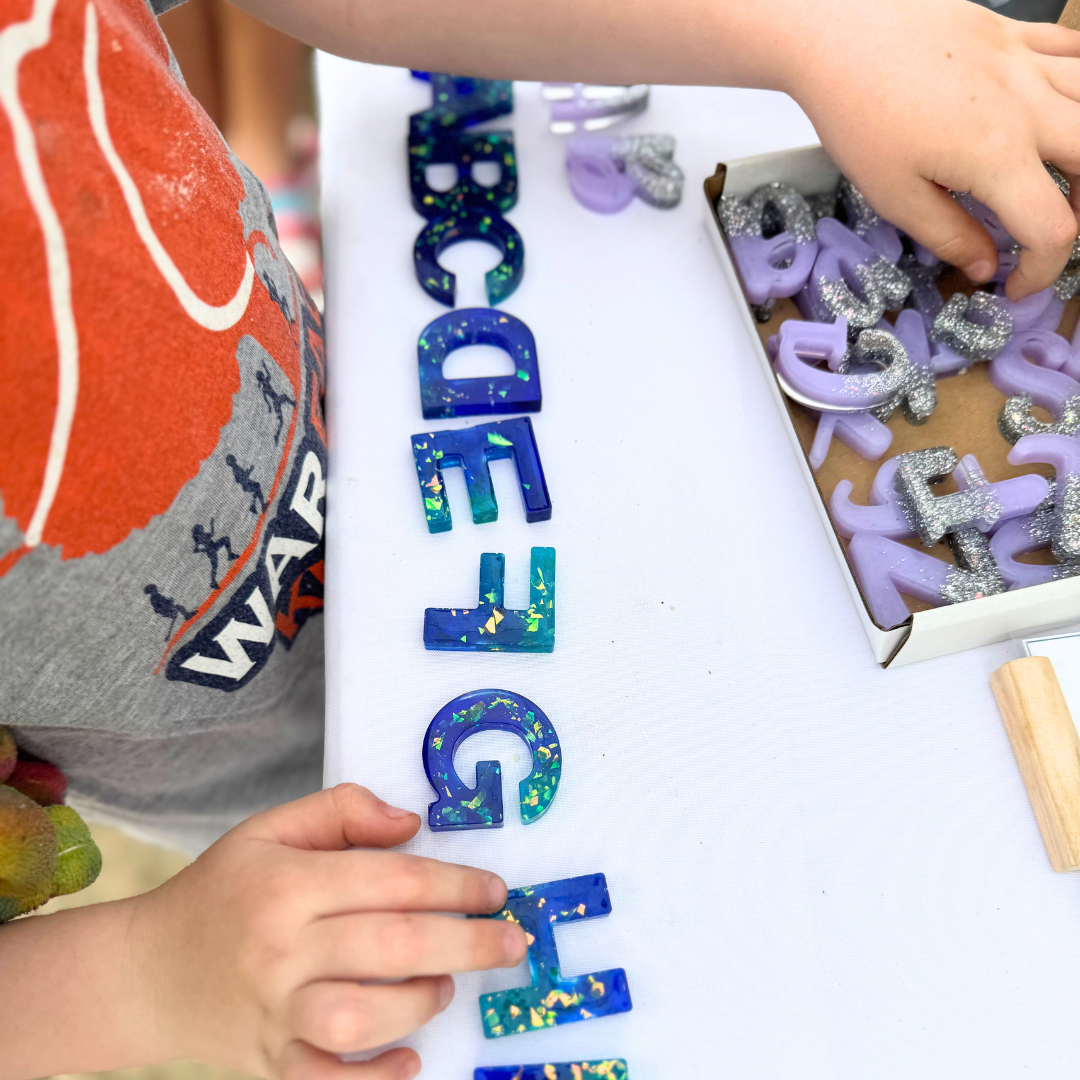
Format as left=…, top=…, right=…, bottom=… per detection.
left=412, top=417, right=552, bottom=533
left=424, top=548, right=554, bottom=652
left=479, top=874, right=632, bottom=1038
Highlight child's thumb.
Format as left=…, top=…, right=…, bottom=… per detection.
left=248, top=783, right=420, bottom=851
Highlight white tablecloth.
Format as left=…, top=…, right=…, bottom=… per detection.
left=317, top=59, right=1080, bottom=1079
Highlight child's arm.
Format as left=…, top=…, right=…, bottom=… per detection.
left=0, top=785, right=526, bottom=1080
left=245, top=0, right=1080, bottom=299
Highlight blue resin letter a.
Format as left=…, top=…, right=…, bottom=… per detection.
left=479, top=874, right=632, bottom=1038
left=424, top=548, right=555, bottom=652
left=409, top=75, right=513, bottom=141
left=412, top=417, right=552, bottom=533
left=418, top=308, right=541, bottom=419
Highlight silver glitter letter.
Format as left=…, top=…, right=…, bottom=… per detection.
left=998, top=393, right=1080, bottom=444
left=930, top=292, right=1013, bottom=363
left=894, top=447, right=1001, bottom=547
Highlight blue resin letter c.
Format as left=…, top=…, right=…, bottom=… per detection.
left=414, top=210, right=524, bottom=308
left=423, top=689, right=561, bottom=830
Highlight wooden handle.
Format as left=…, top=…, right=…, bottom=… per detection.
left=1060, top=0, right=1080, bottom=30
left=991, top=656, right=1080, bottom=872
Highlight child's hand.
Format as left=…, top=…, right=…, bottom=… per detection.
left=790, top=0, right=1080, bottom=299
left=244, top=0, right=1080, bottom=300
left=133, top=784, right=526, bottom=1079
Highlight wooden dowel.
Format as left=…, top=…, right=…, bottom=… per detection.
left=1060, top=0, right=1080, bottom=30
left=991, top=656, right=1080, bottom=873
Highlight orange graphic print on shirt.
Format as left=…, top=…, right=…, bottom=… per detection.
left=0, top=0, right=307, bottom=562
left=0, top=0, right=326, bottom=691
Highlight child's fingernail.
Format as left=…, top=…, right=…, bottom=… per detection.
left=486, top=874, right=507, bottom=910
left=380, top=801, right=416, bottom=819
left=437, top=975, right=455, bottom=1009
left=504, top=923, right=528, bottom=962
left=966, top=259, right=994, bottom=282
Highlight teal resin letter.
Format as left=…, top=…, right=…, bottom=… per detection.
left=412, top=417, right=551, bottom=533
left=479, top=874, right=632, bottom=1038
left=423, top=548, right=554, bottom=652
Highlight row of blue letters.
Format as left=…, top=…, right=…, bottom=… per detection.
left=404, top=77, right=631, bottom=1072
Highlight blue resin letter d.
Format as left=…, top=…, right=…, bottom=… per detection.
left=479, top=874, right=632, bottom=1038
left=418, top=308, right=541, bottom=419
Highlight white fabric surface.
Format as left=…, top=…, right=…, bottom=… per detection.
left=317, top=59, right=1080, bottom=1079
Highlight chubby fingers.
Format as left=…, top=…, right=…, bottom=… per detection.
left=252, top=784, right=422, bottom=853
left=300, top=911, right=528, bottom=983
left=287, top=977, right=454, bottom=1055
left=300, top=848, right=508, bottom=918
left=276, top=1041, right=420, bottom=1080
left=870, top=176, right=999, bottom=283
left=1023, top=22, right=1080, bottom=59
left=980, top=159, right=1078, bottom=299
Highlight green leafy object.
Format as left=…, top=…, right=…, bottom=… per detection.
left=0, top=786, right=56, bottom=917
left=44, top=805, right=102, bottom=898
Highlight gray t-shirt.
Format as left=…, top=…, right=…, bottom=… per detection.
left=0, top=0, right=325, bottom=852
left=975, top=0, right=1067, bottom=20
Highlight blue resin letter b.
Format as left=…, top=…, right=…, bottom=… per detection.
left=479, top=874, right=632, bottom=1038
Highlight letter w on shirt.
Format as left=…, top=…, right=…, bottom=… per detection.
left=180, top=586, right=274, bottom=680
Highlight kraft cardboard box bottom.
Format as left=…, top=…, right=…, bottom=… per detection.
left=705, top=144, right=1080, bottom=668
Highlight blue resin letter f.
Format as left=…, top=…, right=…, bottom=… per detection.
left=424, top=548, right=555, bottom=652
left=479, top=874, right=632, bottom=1038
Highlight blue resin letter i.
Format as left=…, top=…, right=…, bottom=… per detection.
left=475, top=1063, right=628, bottom=1080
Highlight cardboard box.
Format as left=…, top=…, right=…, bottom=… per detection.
left=705, top=144, right=1080, bottom=667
